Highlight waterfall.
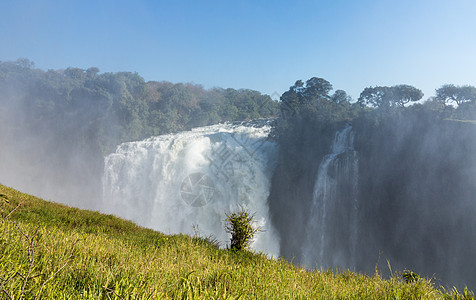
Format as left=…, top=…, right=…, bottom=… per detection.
left=102, top=120, right=279, bottom=256
left=303, top=125, right=359, bottom=270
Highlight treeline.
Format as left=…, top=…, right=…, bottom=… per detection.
left=278, top=76, right=476, bottom=125
left=272, top=75, right=476, bottom=243
left=0, top=58, right=277, bottom=207
left=275, top=76, right=476, bottom=170
left=0, top=58, right=278, bottom=154
left=273, top=76, right=476, bottom=231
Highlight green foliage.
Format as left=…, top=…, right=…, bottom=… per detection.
left=279, top=76, right=359, bottom=125
left=279, top=77, right=332, bottom=118
left=436, top=84, right=476, bottom=106
left=0, top=184, right=473, bottom=299
left=0, top=59, right=279, bottom=156
left=225, top=209, right=259, bottom=251
left=402, top=270, right=420, bottom=283
left=0, top=59, right=279, bottom=205
left=455, top=101, right=476, bottom=120
left=358, top=84, right=423, bottom=109
left=276, top=76, right=360, bottom=183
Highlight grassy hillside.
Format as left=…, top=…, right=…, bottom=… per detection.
left=0, top=184, right=473, bottom=299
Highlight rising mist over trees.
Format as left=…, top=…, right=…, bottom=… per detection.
left=2, top=58, right=476, bottom=288
left=2, top=58, right=475, bottom=161
left=0, top=58, right=279, bottom=154
left=270, top=76, right=476, bottom=289
left=0, top=58, right=278, bottom=207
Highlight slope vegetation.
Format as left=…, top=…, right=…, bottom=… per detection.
left=0, top=184, right=472, bottom=299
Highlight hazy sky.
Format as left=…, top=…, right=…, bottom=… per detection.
left=1, top=0, right=475, bottom=100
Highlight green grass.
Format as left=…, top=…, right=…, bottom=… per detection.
left=0, top=184, right=474, bottom=299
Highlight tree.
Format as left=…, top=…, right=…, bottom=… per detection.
left=302, top=77, right=333, bottom=102
left=358, top=85, right=423, bottom=108
left=391, top=84, right=424, bottom=107
left=331, top=89, right=352, bottom=105
left=435, top=84, right=476, bottom=106
left=358, top=86, right=390, bottom=108
left=14, top=58, right=35, bottom=69
left=86, top=67, right=100, bottom=78
left=280, top=77, right=333, bottom=117
left=64, top=67, right=86, bottom=81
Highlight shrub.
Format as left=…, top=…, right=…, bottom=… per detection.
left=402, top=270, right=420, bottom=283
left=224, top=209, right=259, bottom=251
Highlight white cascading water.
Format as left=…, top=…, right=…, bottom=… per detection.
left=303, top=125, right=359, bottom=270
left=102, top=120, right=279, bottom=256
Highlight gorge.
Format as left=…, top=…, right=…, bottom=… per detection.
left=101, top=114, right=476, bottom=289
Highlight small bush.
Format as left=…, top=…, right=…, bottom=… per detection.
left=402, top=270, right=420, bottom=283
left=224, top=209, right=259, bottom=251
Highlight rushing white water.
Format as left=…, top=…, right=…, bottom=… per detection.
left=303, top=125, right=359, bottom=270
left=102, top=120, right=279, bottom=256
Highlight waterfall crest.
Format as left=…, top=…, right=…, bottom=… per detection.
left=102, top=120, right=279, bottom=256
left=303, top=125, right=359, bottom=270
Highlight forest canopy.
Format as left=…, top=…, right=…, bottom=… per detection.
left=2, top=58, right=476, bottom=159
left=0, top=58, right=279, bottom=155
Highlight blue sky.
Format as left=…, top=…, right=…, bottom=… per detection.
left=1, top=0, right=476, bottom=100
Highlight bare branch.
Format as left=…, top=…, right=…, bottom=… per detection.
left=17, top=224, right=37, bottom=300
left=1, top=202, right=23, bottom=223
left=103, top=286, right=125, bottom=299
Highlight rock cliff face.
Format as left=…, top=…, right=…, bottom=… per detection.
left=355, top=117, right=476, bottom=288
left=269, top=114, right=476, bottom=289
